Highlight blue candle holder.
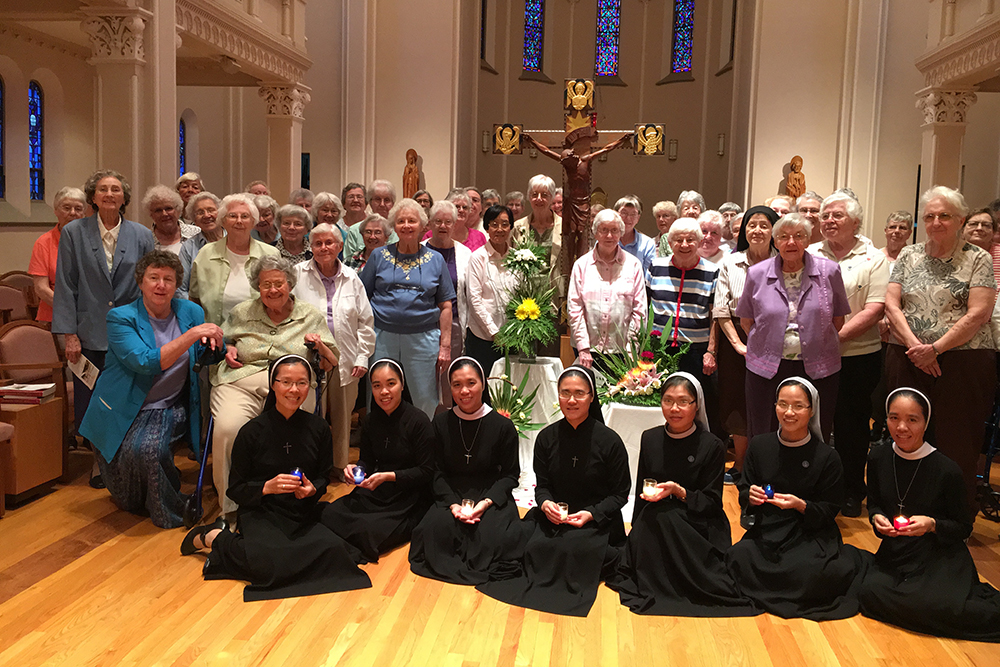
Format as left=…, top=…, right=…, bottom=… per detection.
left=764, top=484, right=774, bottom=499
left=353, top=465, right=366, bottom=484
left=291, top=467, right=303, bottom=480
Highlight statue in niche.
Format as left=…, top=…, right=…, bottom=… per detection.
left=403, top=148, right=420, bottom=199
left=785, top=155, right=806, bottom=199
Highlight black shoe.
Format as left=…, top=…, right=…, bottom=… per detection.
left=739, top=513, right=755, bottom=530
left=842, top=496, right=862, bottom=518
left=89, top=474, right=105, bottom=489
left=724, top=467, right=741, bottom=485
left=180, top=516, right=229, bottom=556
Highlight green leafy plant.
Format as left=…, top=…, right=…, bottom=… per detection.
left=495, top=236, right=559, bottom=357
left=488, top=356, right=544, bottom=439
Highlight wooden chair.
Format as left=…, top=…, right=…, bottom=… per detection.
left=0, top=286, right=30, bottom=325
left=0, top=271, right=39, bottom=320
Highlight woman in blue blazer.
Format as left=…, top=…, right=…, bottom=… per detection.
left=80, top=251, right=224, bottom=528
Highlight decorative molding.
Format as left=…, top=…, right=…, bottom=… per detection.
left=176, top=0, right=311, bottom=84
left=914, top=88, right=978, bottom=125
left=915, top=16, right=1000, bottom=87
left=81, top=12, right=148, bottom=62
left=259, top=84, right=311, bottom=118
left=0, top=21, right=90, bottom=61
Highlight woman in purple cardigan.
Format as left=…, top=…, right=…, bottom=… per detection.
left=735, top=213, right=850, bottom=443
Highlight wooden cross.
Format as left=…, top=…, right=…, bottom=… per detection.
left=283, top=442, right=292, bottom=454
left=571, top=456, right=579, bottom=467
left=493, top=78, right=664, bottom=279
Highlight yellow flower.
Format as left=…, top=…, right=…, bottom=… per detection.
left=515, top=298, right=541, bottom=321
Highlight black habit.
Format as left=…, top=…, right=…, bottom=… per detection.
left=320, top=400, right=434, bottom=562
left=408, top=410, right=524, bottom=584
left=204, top=408, right=372, bottom=601
left=477, top=417, right=630, bottom=617
left=607, top=426, right=759, bottom=616
left=726, top=432, right=869, bottom=621
left=860, top=445, right=1000, bottom=642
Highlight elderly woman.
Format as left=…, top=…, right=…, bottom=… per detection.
left=713, top=206, right=779, bottom=484
left=251, top=194, right=279, bottom=245
left=245, top=180, right=269, bottom=196
left=414, top=189, right=434, bottom=211
left=143, top=185, right=193, bottom=255
left=211, top=255, right=338, bottom=519
left=424, top=193, right=486, bottom=252
left=736, top=213, right=851, bottom=444
left=653, top=200, right=679, bottom=258
left=880, top=210, right=913, bottom=265
left=481, top=188, right=500, bottom=210
left=568, top=209, right=647, bottom=370
left=964, top=207, right=1000, bottom=287
left=697, top=210, right=728, bottom=266
left=649, top=218, right=720, bottom=402
left=466, top=205, right=518, bottom=375
left=292, top=223, right=376, bottom=471
left=175, top=172, right=205, bottom=237
left=677, top=190, right=706, bottom=219
left=346, top=214, right=390, bottom=271
left=615, top=196, right=655, bottom=282
left=719, top=202, right=743, bottom=249
left=54, top=169, right=156, bottom=448
left=795, top=191, right=824, bottom=244
left=765, top=195, right=794, bottom=218
left=551, top=187, right=564, bottom=218
left=189, top=193, right=280, bottom=326
left=885, top=186, right=997, bottom=515
left=288, top=188, right=314, bottom=212
left=313, top=191, right=349, bottom=243
left=424, top=200, right=473, bottom=405
left=29, top=186, right=87, bottom=323
left=360, top=198, right=456, bottom=418
left=514, top=175, right=566, bottom=306
left=80, top=250, right=223, bottom=528
left=274, top=204, right=313, bottom=264
left=344, top=180, right=398, bottom=259
left=183, top=355, right=372, bottom=600
left=178, top=192, right=223, bottom=299
left=504, top=191, right=525, bottom=220
left=808, top=193, right=889, bottom=517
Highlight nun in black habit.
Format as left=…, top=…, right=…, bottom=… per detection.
left=408, top=357, right=523, bottom=584
left=726, top=376, right=869, bottom=621
left=607, top=372, right=759, bottom=617
left=320, top=359, right=435, bottom=562
left=860, top=388, right=1000, bottom=642
left=180, top=355, right=372, bottom=601
left=477, top=365, right=630, bottom=617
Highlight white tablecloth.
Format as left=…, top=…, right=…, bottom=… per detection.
left=602, top=403, right=664, bottom=523
left=489, top=356, right=563, bottom=511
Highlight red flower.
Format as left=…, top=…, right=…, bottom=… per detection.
left=650, top=330, right=662, bottom=338
left=640, top=351, right=654, bottom=360
left=497, top=409, right=512, bottom=418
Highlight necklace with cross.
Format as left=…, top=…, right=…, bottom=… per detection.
left=571, top=455, right=579, bottom=467
left=283, top=442, right=292, bottom=455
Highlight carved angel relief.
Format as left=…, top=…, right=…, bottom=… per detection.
left=634, top=124, right=664, bottom=155
left=493, top=124, right=522, bottom=155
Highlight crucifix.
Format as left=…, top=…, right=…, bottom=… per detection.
left=494, top=78, right=664, bottom=279
left=465, top=454, right=472, bottom=464
left=571, top=456, right=579, bottom=467
left=283, top=442, right=292, bottom=454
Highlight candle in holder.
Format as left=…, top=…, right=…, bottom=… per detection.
left=352, top=465, right=366, bottom=484
left=642, top=478, right=658, bottom=496
left=764, top=484, right=774, bottom=499
left=557, top=502, right=569, bottom=522
left=893, top=515, right=910, bottom=531
left=290, top=467, right=303, bottom=480
left=461, top=498, right=476, bottom=517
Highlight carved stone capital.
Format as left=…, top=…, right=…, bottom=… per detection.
left=81, top=13, right=148, bottom=62
left=259, top=84, right=312, bottom=119
left=915, top=88, right=978, bottom=124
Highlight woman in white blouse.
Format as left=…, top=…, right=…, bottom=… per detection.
left=466, top=204, right=519, bottom=377
left=291, top=223, right=376, bottom=471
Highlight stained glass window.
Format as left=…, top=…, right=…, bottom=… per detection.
left=522, top=0, right=545, bottom=72
left=29, top=81, right=43, bottom=201
left=178, top=119, right=186, bottom=176
left=0, top=77, right=5, bottom=199
left=595, top=0, right=621, bottom=77
left=671, top=0, right=695, bottom=74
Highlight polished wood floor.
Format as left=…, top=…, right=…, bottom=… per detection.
left=2, top=448, right=1000, bottom=667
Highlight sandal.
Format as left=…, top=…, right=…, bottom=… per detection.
left=180, top=516, right=228, bottom=556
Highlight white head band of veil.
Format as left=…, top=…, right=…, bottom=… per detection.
left=448, top=356, right=485, bottom=382
left=373, top=358, right=405, bottom=386
left=665, top=372, right=710, bottom=432
left=559, top=365, right=596, bottom=395
left=885, top=387, right=932, bottom=424
left=777, top=376, right=822, bottom=439
left=448, top=356, right=493, bottom=420
left=268, top=354, right=314, bottom=385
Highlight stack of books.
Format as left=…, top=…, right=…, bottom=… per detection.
left=0, top=383, right=56, bottom=405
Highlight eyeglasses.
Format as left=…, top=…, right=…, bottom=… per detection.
left=362, top=229, right=384, bottom=237
left=663, top=398, right=695, bottom=408
left=966, top=219, right=993, bottom=229
left=775, top=233, right=808, bottom=243
left=922, top=213, right=954, bottom=224
left=489, top=221, right=512, bottom=230
left=259, top=281, right=287, bottom=290
left=226, top=213, right=253, bottom=221
left=776, top=400, right=810, bottom=412
left=559, top=390, right=591, bottom=400
left=276, top=379, right=310, bottom=389
left=820, top=211, right=847, bottom=221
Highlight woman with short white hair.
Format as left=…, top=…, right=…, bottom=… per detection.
left=275, top=204, right=313, bottom=265
left=696, top=210, right=728, bottom=266
left=677, top=190, right=706, bottom=218
left=29, top=186, right=87, bottom=323
left=143, top=185, right=192, bottom=255
left=178, top=192, right=223, bottom=298
left=513, top=174, right=565, bottom=299
left=313, top=192, right=349, bottom=244
left=252, top=194, right=279, bottom=245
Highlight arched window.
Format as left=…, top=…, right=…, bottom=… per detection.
left=595, top=0, right=621, bottom=77
left=28, top=81, right=44, bottom=201
left=178, top=118, right=186, bottom=176
left=0, top=76, right=5, bottom=199
left=522, top=0, right=545, bottom=72
left=671, top=0, right=695, bottom=74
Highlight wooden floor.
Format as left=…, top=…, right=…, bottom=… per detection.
left=2, top=449, right=1000, bottom=667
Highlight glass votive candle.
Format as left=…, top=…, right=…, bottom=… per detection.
left=764, top=484, right=774, bottom=499
left=352, top=465, right=366, bottom=484
left=461, top=498, right=476, bottom=516
left=642, top=478, right=657, bottom=496
left=290, top=467, right=303, bottom=480
left=556, top=502, right=569, bottom=522
left=893, top=515, right=910, bottom=531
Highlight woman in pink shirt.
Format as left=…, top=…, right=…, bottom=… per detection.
left=28, top=187, right=88, bottom=322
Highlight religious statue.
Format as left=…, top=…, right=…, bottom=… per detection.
left=786, top=155, right=806, bottom=199
left=635, top=124, right=665, bottom=155
left=565, top=79, right=595, bottom=112
left=403, top=148, right=420, bottom=199
left=522, top=127, right=634, bottom=273
left=493, top=124, right=522, bottom=155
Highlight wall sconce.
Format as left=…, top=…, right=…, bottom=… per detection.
left=598, top=151, right=608, bottom=162
left=668, top=139, right=678, bottom=161
left=529, top=147, right=538, bottom=159
left=482, top=130, right=490, bottom=153
left=717, top=133, right=726, bottom=157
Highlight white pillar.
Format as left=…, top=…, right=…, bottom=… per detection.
left=915, top=87, right=977, bottom=192
left=258, top=83, right=311, bottom=204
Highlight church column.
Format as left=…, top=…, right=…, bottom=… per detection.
left=915, top=87, right=977, bottom=192
left=258, top=83, right=311, bottom=204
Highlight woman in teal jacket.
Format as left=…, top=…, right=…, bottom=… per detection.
left=81, top=251, right=224, bottom=528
